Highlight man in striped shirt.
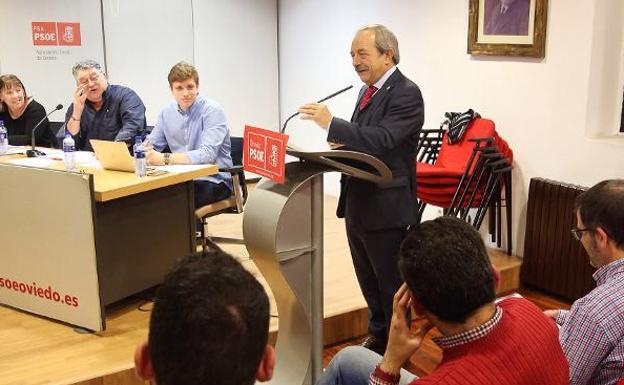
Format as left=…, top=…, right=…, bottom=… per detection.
left=545, top=179, right=624, bottom=385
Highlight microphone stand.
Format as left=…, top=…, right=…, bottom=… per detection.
left=27, top=104, right=63, bottom=158
left=280, top=85, right=353, bottom=134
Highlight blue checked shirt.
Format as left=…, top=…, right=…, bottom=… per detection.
left=556, top=258, right=624, bottom=385
left=148, top=95, right=232, bottom=188
left=62, top=84, right=147, bottom=151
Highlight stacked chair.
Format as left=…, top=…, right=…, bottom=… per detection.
left=415, top=118, right=514, bottom=254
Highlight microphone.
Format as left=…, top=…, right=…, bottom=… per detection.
left=280, top=85, right=353, bottom=134
left=26, top=103, right=63, bottom=158
left=54, top=109, right=74, bottom=148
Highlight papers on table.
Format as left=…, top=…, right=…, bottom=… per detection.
left=0, top=145, right=28, bottom=156
left=6, top=149, right=100, bottom=169
left=43, top=150, right=99, bottom=167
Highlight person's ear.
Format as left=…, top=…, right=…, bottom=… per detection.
left=408, top=290, right=426, bottom=317
left=594, top=227, right=610, bottom=247
left=491, top=264, right=501, bottom=292
left=384, top=49, right=395, bottom=64
left=256, top=344, right=276, bottom=382
left=134, top=341, right=155, bottom=381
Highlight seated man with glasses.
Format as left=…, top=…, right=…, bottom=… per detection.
left=59, top=59, right=147, bottom=151
left=545, top=179, right=624, bottom=385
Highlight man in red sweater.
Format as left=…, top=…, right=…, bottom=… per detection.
left=316, top=216, right=568, bottom=385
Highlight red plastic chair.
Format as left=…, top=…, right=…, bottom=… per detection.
left=415, top=118, right=513, bottom=254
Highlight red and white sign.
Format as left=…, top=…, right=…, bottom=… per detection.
left=57, top=22, right=81, bottom=46
left=32, top=21, right=81, bottom=46
left=32, top=22, right=58, bottom=46
left=244, top=125, right=288, bottom=184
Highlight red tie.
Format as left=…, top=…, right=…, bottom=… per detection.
left=359, top=85, right=378, bottom=110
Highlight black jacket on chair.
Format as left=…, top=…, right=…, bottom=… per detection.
left=327, top=69, right=424, bottom=230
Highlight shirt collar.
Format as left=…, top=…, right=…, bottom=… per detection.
left=593, top=257, right=624, bottom=286
left=372, top=65, right=397, bottom=91
left=433, top=306, right=503, bottom=349
left=177, top=95, right=202, bottom=116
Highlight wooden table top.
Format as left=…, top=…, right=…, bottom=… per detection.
left=1, top=149, right=218, bottom=202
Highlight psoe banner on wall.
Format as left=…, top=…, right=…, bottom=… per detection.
left=31, top=21, right=82, bottom=61
left=244, top=125, right=288, bottom=184
left=0, top=0, right=104, bottom=120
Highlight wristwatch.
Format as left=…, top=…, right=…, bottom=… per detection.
left=164, top=153, right=171, bottom=165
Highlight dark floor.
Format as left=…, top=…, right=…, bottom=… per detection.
left=322, top=287, right=572, bottom=377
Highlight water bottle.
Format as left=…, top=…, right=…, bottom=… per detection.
left=62, top=133, right=75, bottom=170
left=0, top=120, right=8, bottom=154
left=133, top=136, right=147, bottom=177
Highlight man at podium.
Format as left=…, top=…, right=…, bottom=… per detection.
left=299, top=24, right=424, bottom=355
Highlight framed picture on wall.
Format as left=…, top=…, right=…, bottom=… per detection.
left=467, top=0, right=548, bottom=58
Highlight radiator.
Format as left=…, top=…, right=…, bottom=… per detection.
left=520, top=178, right=596, bottom=302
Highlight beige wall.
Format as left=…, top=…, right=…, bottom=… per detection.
left=277, top=0, right=624, bottom=256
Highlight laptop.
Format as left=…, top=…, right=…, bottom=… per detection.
left=90, top=139, right=136, bottom=172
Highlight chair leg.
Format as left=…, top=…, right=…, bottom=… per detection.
left=488, top=184, right=496, bottom=242
left=496, top=179, right=502, bottom=248
left=416, top=199, right=427, bottom=223
left=505, top=171, right=513, bottom=255
left=201, top=219, right=208, bottom=252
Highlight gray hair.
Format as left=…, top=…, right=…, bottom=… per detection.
left=71, top=59, right=105, bottom=78
left=358, top=24, right=400, bottom=65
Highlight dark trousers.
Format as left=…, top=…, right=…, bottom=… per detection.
left=193, top=180, right=231, bottom=208
left=345, top=217, right=407, bottom=339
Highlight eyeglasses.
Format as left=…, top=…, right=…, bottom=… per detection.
left=570, top=227, right=593, bottom=241
left=78, top=72, right=101, bottom=85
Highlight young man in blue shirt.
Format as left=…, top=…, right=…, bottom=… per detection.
left=146, top=62, right=233, bottom=208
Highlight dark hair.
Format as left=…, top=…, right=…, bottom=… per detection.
left=0, top=74, right=28, bottom=112
left=149, top=250, right=270, bottom=385
left=575, top=179, right=624, bottom=249
left=398, top=216, right=494, bottom=323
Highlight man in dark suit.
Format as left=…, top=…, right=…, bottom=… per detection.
left=484, top=0, right=530, bottom=36
left=298, top=24, right=424, bottom=354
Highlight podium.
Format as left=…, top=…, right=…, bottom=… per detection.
left=243, top=148, right=392, bottom=385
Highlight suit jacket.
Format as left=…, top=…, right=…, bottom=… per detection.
left=327, top=69, right=424, bottom=230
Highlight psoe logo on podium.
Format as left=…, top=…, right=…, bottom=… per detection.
left=244, top=125, right=288, bottom=184
left=31, top=21, right=81, bottom=46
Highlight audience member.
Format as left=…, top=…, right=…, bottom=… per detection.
left=146, top=61, right=232, bottom=208
left=0, top=74, right=54, bottom=147
left=545, top=179, right=624, bottom=385
left=63, top=59, right=147, bottom=151
left=318, top=216, right=568, bottom=385
left=134, top=250, right=275, bottom=385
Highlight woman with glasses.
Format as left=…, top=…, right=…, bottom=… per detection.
left=0, top=74, right=53, bottom=147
